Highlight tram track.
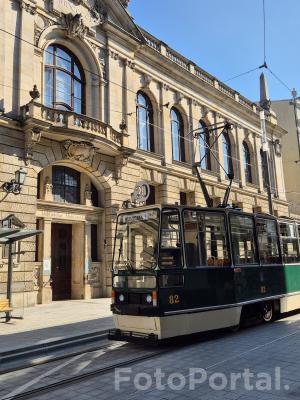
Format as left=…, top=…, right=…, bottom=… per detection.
left=0, top=337, right=112, bottom=375
left=1, top=344, right=172, bottom=400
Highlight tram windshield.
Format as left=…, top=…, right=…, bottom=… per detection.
left=113, top=208, right=159, bottom=271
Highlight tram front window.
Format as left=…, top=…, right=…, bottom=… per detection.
left=160, top=209, right=183, bottom=268
left=114, top=209, right=159, bottom=271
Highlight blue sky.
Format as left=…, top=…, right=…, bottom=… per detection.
left=128, top=0, right=299, bottom=102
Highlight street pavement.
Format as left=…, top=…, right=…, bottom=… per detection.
left=1, top=310, right=300, bottom=400
left=0, top=299, right=113, bottom=354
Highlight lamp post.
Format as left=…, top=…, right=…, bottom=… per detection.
left=2, top=167, right=27, bottom=194
left=291, top=88, right=300, bottom=160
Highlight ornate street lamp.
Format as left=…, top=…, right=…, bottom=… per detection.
left=2, top=167, right=27, bottom=194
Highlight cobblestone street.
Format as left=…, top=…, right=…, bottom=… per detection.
left=1, top=312, right=300, bottom=400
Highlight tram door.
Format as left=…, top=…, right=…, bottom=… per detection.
left=51, top=223, right=72, bottom=301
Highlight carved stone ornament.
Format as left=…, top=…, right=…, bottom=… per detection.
left=201, top=106, right=209, bottom=118
left=142, top=74, right=152, bottom=88
left=175, top=91, right=184, bottom=104
left=273, top=139, right=282, bottom=156
left=62, top=140, right=95, bottom=164
left=34, top=14, right=53, bottom=46
left=62, top=13, right=88, bottom=39
left=25, top=128, right=42, bottom=164
left=19, top=0, right=37, bottom=15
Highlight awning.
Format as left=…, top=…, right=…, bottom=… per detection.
left=0, top=228, right=21, bottom=239
left=0, top=229, right=42, bottom=244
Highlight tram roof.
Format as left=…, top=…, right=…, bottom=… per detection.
left=118, top=204, right=280, bottom=219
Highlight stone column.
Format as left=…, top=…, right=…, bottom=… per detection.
left=161, top=84, right=172, bottom=165
left=236, top=125, right=246, bottom=187
left=253, top=132, right=264, bottom=191
left=216, top=114, right=225, bottom=181
left=18, top=1, right=36, bottom=110
left=84, top=222, right=92, bottom=299
left=38, top=219, right=52, bottom=304
left=71, top=222, right=85, bottom=299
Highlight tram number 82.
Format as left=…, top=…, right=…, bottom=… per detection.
left=168, top=294, right=180, bottom=305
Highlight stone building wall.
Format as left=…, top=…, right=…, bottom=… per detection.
left=0, top=0, right=289, bottom=306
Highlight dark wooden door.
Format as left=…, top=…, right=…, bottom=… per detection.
left=51, top=223, right=72, bottom=301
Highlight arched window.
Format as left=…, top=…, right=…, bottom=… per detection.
left=243, top=141, right=252, bottom=183
left=44, top=45, right=84, bottom=114
left=52, top=166, right=80, bottom=204
left=199, top=120, right=211, bottom=170
left=171, top=108, right=185, bottom=162
left=137, top=91, right=154, bottom=152
left=222, top=132, right=233, bottom=176
left=260, top=149, right=268, bottom=190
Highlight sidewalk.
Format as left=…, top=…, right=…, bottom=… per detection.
left=0, top=299, right=113, bottom=354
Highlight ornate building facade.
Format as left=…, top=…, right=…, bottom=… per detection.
left=0, top=0, right=288, bottom=306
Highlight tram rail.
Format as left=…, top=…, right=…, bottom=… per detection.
left=1, top=344, right=172, bottom=400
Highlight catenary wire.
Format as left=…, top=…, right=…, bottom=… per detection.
left=0, top=27, right=297, bottom=197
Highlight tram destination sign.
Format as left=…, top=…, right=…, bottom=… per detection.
left=120, top=210, right=158, bottom=224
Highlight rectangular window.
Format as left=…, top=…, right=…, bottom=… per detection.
left=180, top=192, right=187, bottom=205
left=257, top=218, right=281, bottom=264
left=2, top=242, right=17, bottom=260
left=183, top=211, right=230, bottom=268
left=280, top=222, right=300, bottom=264
left=91, top=183, right=99, bottom=207
left=230, top=214, right=257, bottom=265
left=146, top=185, right=156, bottom=205
left=53, top=166, right=80, bottom=204
left=160, top=210, right=183, bottom=268
left=91, top=224, right=98, bottom=262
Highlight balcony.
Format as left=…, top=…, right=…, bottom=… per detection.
left=20, top=101, right=125, bottom=155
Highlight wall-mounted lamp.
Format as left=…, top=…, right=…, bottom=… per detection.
left=2, top=168, right=27, bottom=195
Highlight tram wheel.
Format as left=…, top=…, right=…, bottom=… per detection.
left=260, top=302, right=273, bottom=323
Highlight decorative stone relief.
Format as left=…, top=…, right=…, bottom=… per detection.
left=174, top=91, right=184, bottom=104
left=201, top=106, right=209, bottom=118
left=44, top=176, right=53, bottom=201
left=125, top=59, right=135, bottom=71
left=163, top=83, right=170, bottom=91
left=273, top=139, right=282, bottom=156
left=109, top=50, right=119, bottom=60
left=99, top=48, right=107, bottom=80
left=19, top=0, right=37, bottom=15
left=34, top=14, right=54, bottom=46
left=141, top=74, right=152, bottom=88
left=62, top=13, right=88, bottom=38
left=48, top=0, right=106, bottom=26
left=85, top=184, right=92, bottom=206
left=25, top=128, right=42, bottom=164
left=62, top=140, right=95, bottom=164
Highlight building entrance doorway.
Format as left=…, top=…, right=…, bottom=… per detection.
left=51, top=223, right=72, bottom=301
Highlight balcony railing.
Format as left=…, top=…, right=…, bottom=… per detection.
left=141, top=29, right=277, bottom=124
left=20, top=102, right=123, bottom=146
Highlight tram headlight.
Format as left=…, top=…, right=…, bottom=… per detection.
left=118, top=294, right=125, bottom=302
left=146, top=294, right=152, bottom=304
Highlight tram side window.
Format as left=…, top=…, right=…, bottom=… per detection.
left=202, top=213, right=229, bottom=267
left=280, top=222, right=300, bottom=264
left=230, top=214, right=257, bottom=265
left=183, top=211, right=229, bottom=267
left=160, top=210, right=183, bottom=268
left=256, top=218, right=281, bottom=264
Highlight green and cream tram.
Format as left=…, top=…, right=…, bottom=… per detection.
left=109, top=205, right=300, bottom=341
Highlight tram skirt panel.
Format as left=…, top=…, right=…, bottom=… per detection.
left=113, top=307, right=242, bottom=340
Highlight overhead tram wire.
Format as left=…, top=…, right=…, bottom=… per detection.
left=0, top=26, right=262, bottom=129
left=1, top=22, right=293, bottom=154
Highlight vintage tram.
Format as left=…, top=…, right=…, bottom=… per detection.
left=109, top=204, right=300, bottom=341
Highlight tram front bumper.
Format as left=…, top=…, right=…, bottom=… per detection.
left=108, top=328, right=158, bottom=343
